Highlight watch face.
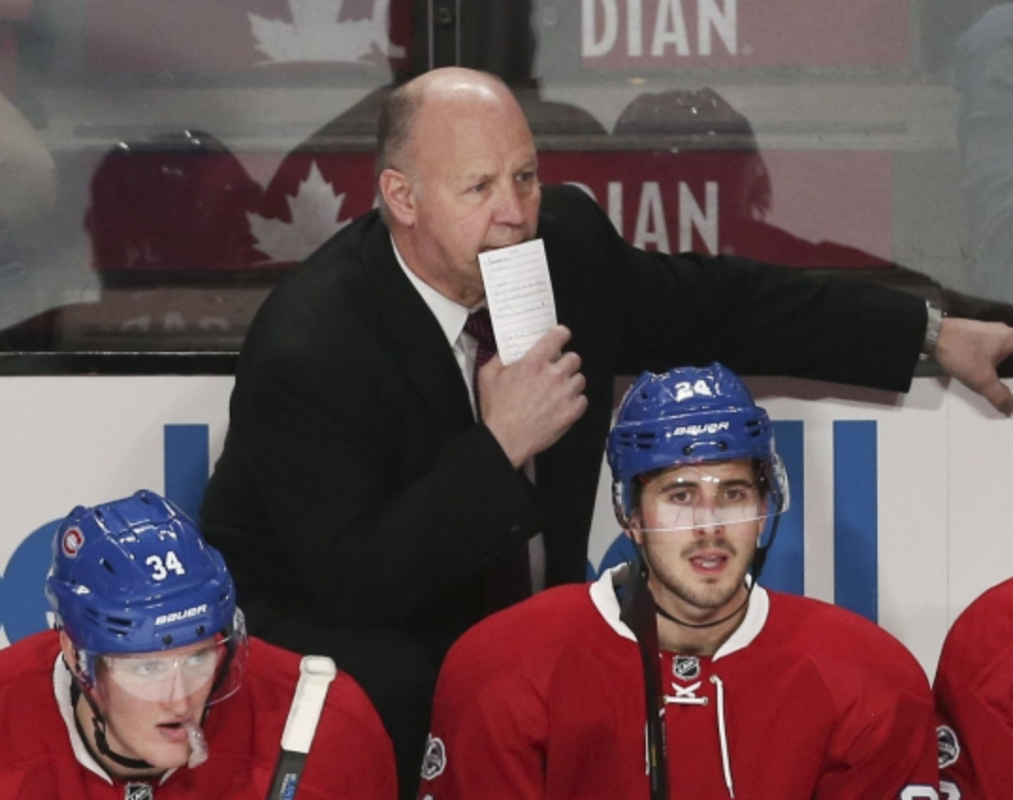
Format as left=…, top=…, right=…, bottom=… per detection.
left=923, top=302, right=944, bottom=356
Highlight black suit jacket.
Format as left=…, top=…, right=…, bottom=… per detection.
left=201, top=185, right=925, bottom=662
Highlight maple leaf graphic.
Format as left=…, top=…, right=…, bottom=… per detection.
left=248, top=162, right=352, bottom=264
left=249, top=0, right=406, bottom=64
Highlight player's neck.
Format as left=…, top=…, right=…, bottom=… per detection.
left=653, top=589, right=750, bottom=656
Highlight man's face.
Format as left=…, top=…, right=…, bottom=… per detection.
left=89, top=638, right=221, bottom=773
left=631, top=459, right=764, bottom=623
left=398, top=82, right=541, bottom=305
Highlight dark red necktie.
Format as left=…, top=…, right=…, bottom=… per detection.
left=464, top=307, right=496, bottom=416
left=464, top=306, right=532, bottom=609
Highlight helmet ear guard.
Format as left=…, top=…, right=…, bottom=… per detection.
left=57, top=631, right=96, bottom=692
left=611, top=478, right=632, bottom=529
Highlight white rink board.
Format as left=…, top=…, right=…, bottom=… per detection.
left=0, top=374, right=1009, bottom=681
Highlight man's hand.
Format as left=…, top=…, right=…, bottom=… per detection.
left=935, top=317, right=1013, bottom=415
left=479, top=325, right=588, bottom=467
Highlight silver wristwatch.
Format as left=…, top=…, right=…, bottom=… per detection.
left=921, top=301, right=944, bottom=359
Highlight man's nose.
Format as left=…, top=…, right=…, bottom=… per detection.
left=493, top=185, right=526, bottom=225
left=691, top=506, right=725, bottom=535
left=162, top=664, right=192, bottom=706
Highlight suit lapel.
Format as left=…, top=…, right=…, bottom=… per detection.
left=361, top=225, right=475, bottom=436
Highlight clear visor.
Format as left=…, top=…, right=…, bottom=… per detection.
left=102, top=640, right=226, bottom=703
left=96, top=610, right=248, bottom=705
left=635, top=458, right=789, bottom=534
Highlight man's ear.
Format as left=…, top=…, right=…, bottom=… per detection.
left=379, top=168, right=416, bottom=226
left=625, top=516, right=645, bottom=547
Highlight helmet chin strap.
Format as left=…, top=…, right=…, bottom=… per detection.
left=70, top=678, right=155, bottom=772
left=650, top=571, right=755, bottom=630
left=93, top=715, right=156, bottom=772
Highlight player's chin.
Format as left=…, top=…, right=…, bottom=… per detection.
left=142, top=740, right=193, bottom=771
left=151, top=751, right=191, bottom=771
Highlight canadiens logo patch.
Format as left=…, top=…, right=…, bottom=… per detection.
left=672, top=655, right=701, bottom=681
left=937, top=725, right=960, bottom=769
left=420, top=733, right=447, bottom=780
left=125, top=782, right=154, bottom=800
left=62, top=527, right=85, bottom=558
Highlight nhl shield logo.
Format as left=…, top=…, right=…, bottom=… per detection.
left=125, top=783, right=154, bottom=800
left=937, top=725, right=960, bottom=769
left=672, top=655, right=701, bottom=681
left=420, top=734, right=447, bottom=780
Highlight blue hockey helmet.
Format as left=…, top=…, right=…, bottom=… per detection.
left=46, top=490, right=247, bottom=701
left=606, top=363, right=789, bottom=532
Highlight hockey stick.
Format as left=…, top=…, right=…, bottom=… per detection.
left=619, top=556, right=669, bottom=800
left=265, top=655, right=338, bottom=800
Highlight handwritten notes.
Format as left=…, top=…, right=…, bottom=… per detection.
left=478, top=239, right=557, bottom=364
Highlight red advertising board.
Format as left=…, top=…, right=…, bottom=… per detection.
left=537, top=150, right=893, bottom=267
left=70, top=145, right=892, bottom=349
left=84, top=146, right=892, bottom=274
left=580, top=0, right=912, bottom=69
left=84, top=0, right=411, bottom=73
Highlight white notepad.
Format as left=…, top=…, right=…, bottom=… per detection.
left=478, top=238, right=558, bottom=364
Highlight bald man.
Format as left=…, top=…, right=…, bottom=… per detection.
left=201, top=68, right=1013, bottom=797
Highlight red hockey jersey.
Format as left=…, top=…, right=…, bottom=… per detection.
left=419, top=564, right=939, bottom=800
left=934, top=575, right=1013, bottom=800
left=0, top=629, right=397, bottom=799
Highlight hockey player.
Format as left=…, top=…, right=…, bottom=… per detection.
left=0, top=489, right=396, bottom=799
left=934, top=575, right=1013, bottom=800
left=417, top=363, right=940, bottom=800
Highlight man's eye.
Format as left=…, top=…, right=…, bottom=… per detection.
left=132, top=660, right=166, bottom=678
left=183, top=650, right=218, bottom=673
left=726, top=486, right=756, bottom=503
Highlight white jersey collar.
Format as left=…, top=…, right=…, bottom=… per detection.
left=53, top=652, right=113, bottom=784
left=587, top=563, right=770, bottom=658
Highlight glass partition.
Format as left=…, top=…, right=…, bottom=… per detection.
left=1, top=0, right=1006, bottom=355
